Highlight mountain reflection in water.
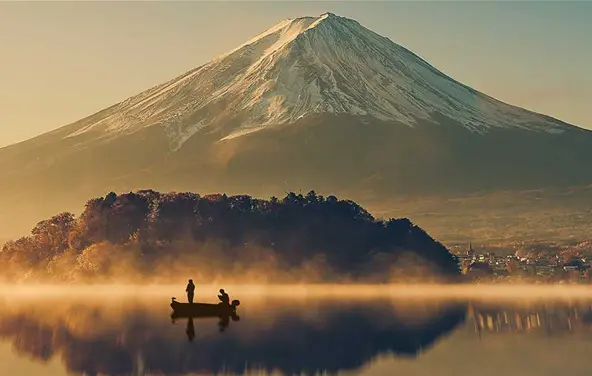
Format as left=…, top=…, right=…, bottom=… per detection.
left=0, top=296, right=466, bottom=375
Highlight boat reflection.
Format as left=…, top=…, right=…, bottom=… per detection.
left=0, top=297, right=466, bottom=375
left=172, top=311, right=241, bottom=338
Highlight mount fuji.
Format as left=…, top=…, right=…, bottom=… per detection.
left=1, top=12, right=591, bottom=237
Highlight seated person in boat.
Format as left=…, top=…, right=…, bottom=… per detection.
left=186, top=279, right=195, bottom=303
left=218, top=289, right=230, bottom=305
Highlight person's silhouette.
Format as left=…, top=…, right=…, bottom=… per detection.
left=186, top=279, right=195, bottom=304
left=218, top=289, right=229, bottom=305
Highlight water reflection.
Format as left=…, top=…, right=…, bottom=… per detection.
left=469, top=301, right=592, bottom=336
left=0, top=296, right=466, bottom=375
left=172, top=313, right=241, bottom=338
left=3, top=293, right=592, bottom=376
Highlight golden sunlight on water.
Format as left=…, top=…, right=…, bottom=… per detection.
left=0, top=342, right=68, bottom=376
left=0, top=284, right=591, bottom=376
left=2, top=283, right=592, bottom=302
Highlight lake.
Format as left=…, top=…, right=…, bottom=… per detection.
left=0, top=285, right=591, bottom=376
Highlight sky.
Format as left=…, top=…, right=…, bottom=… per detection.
left=0, top=0, right=591, bottom=148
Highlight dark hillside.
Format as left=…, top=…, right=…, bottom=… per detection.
left=0, top=190, right=460, bottom=283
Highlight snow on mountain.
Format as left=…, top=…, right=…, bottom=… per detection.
left=65, top=12, right=569, bottom=150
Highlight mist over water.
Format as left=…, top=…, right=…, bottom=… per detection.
left=2, top=284, right=592, bottom=302
left=0, top=285, right=591, bottom=375
left=0, top=287, right=465, bottom=375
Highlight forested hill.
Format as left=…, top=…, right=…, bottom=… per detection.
left=0, top=190, right=460, bottom=283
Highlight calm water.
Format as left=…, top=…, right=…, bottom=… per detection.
left=1, top=286, right=592, bottom=376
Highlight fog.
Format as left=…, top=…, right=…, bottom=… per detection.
left=0, top=191, right=461, bottom=285
left=0, top=286, right=470, bottom=375
left=0, top=238, right=459, bottom=285
left=1, top=283, right=592, bottom=303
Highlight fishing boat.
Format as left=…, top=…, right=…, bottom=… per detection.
left=170, top=297, right=240, bottom=317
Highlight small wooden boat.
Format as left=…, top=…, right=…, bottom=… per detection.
left=170, top=297, right=240, bottom=317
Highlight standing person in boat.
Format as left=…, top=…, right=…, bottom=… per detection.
left=186, top=279, right=196, bottom=304
left=218, top=289, right=230, bottom=305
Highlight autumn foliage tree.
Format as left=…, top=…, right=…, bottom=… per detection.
left=0, top=190, right=460, bottom=282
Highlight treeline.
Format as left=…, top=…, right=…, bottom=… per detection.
left=0, top=190, right=460, bottom=283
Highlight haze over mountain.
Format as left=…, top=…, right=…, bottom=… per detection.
left=1, top=12, right=591, bottom=239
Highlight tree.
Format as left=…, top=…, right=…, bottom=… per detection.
left=0, top=190, right=461, bottom=283
left=31, top=212, right=75, bottom=254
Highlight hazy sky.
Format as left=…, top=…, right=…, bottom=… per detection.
left=0, top=1, right=591, bottom=147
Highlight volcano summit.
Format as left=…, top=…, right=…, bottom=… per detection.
left=54, top=12, right=575, bottom=146
left=1, top=12, right=591, bottom=237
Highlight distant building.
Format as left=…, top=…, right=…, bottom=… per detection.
left=456, top=242, right=476, bottom=270
left=467, top=242, right=475, bottom=258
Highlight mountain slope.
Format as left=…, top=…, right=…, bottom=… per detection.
left=1, top=12, right=591, bottom=239
left=53, top=13, right=571, bottom=149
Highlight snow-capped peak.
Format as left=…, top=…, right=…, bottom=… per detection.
left=211, top=13, right=335, bottom=69
left=65, top=12, right=570, bottom=150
